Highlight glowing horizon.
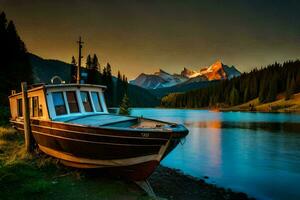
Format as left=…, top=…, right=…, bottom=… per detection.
left=2, top=0, right=300, bottom=79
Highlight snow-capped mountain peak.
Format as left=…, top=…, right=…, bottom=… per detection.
left=181, top=67, right=200, bottom=78
left=130, top=60, right=241, bottom=89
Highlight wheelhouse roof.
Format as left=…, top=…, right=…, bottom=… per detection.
left=45, top=83, right=107, bottom=89
left=9, top=83, right=107, bottom=98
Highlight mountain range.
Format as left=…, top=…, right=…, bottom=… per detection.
left=130, top=60, right=241, bottom=89
left=29, top=54, right=241, bottom=106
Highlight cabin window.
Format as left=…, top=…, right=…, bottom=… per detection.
left=32, top=96, right=39, bottom=117
left=80, top=91, right=93, bottom=112
left=17, top=99, right=23, bottom=117
left=52, top=92, right=67, bottom=116
left=66, top=91, right=79, bottom=113
left=91, top=92, right=103, bottom=112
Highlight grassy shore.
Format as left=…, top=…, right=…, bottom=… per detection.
left=0, top=127, right=254, bottom=200
left=222, top=92, right=300, bottom=113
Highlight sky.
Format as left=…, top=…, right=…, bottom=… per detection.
left=1, top=0, right=300, bottom=79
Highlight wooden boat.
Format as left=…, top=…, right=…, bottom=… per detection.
left=9, top=83, right=188, bottom=181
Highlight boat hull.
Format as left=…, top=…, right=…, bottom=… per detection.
left=11, top=119, right=187, bottom=180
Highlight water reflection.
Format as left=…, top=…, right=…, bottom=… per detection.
left=206, top=121, right=222, bottom=168
left=131, top=108, right=300, bottom=200
left=185, top=121, right=300, bottom=133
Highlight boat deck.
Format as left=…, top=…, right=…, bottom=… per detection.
left=54, top=114, right=136, bottom=127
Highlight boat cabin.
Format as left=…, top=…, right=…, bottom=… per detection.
left=9, top=84, right=108, bottom=122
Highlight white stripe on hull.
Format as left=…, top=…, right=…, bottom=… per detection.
left=39, top=144, right=168, bottom=168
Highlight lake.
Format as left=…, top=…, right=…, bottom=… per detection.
left=131, top=108, right=300, bottom=200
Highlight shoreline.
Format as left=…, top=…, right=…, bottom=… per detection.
left=132, top=106, right=300, bottom=114
left=150, top=165, right=255, bottom=200
left=0, top=127, right=255, bottom=200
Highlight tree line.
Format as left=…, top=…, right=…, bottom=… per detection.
left=0, top=11, right=32, bottom=107
left=161, top=60, right=300, bottom=108
left=70, top=54, right=128, bottom=107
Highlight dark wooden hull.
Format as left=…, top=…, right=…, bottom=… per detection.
left=11, top=119, right=187, bottom=181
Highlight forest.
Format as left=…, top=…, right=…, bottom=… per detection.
left=0, top=11, right=159, bottom=116
left=0, top=12, right=32, bottom=107
left=161, top=60, right=300, bottom=108
left=70, top=54, right=129, bottom=107
left=0, top=11, right=128, bottom=109
left=0, top=12, right=33, bottom=124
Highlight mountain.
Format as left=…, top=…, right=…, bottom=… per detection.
left=149, top=81, right=217, bottom=98
left=131, top=73, right=166, bottom=89
left=161, top=60, right=300, bottom=109
left=131, top=60, right=241, bottom=89
left=130, top=69, right=187, bottom=89
left=181, top=67, right=200, bottom=78
left=28, top=53, right=159, bottom=107
left=29, top=53, right=73, bottom=84
left=198, top=60, right=240, bottom=80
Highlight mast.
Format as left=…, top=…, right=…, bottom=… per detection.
left=76, top=36, right=84, bottom=84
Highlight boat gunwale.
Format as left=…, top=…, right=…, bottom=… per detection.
left=8, top=85, right=45, bottom=98
left=12, top=120, right=171, bottom=141
left=11, top=114, right=186, bottom=134
left=20, top=128, right=164, bottom=147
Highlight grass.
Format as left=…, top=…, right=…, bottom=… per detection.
left=0, top=127, right=151, bottom=200
left=227, top=92, right=300, bottom=113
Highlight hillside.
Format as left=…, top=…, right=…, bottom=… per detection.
left=28, top=53, right=159, bottom=107
left=161, top=60, right=300, bottom=109
left=149, top=81, right=218, bottom=98
left=227, top=93, right=300, bottom=113
left=29, top=53, right=73, bottom=84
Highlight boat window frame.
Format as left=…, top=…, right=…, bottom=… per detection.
left=65, top=91, right=80, bottom=114
left=79, top=90, right=94, bottom=113
left=90, top=91, right=103, bottom=112
left=52, top=91, right=68, bottom=116
left=47, top=86, right=108, bottom=119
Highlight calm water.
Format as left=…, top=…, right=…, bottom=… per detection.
left=131, top=108, right=300, bottom=200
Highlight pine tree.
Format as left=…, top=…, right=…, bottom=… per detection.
left=266, top=76, right=278, bottom=102
left=103, top=63, right=113, bottom=107
left=259, top=79, right=267, bottom=103
left=70, top=56, right=77, bottom=83
left=117, top=70, right=121, bottom=80
left=86, top=54, right=92, bottom=69
left=91, top=54, right=99, bottom=71
left=71, top=56, right=77, bottom=65
left=0, top=12, right=32, bottom=106
left=230, top=87, right=239, bottom=106
left=286, top=77, right=296, bottom=100
left=119, top=94, right=130, bottom=115
left=243, top=87, right=249, bottom=103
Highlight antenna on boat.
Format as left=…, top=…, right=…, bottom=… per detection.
left=76, top=36, right=84, bottom=84
left=51, top=75, right=65, bottom=84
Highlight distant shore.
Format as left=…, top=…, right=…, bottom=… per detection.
left=156, top=92, right=300, bottom=114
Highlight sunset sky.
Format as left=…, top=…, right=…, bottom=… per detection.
left=2, top=0, right=300, bottom=79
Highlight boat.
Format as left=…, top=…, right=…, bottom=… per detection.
left=8, top=83, right=188, bottom=181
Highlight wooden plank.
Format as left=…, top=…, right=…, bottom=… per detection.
left=21, top=82, right=34, bottom=152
